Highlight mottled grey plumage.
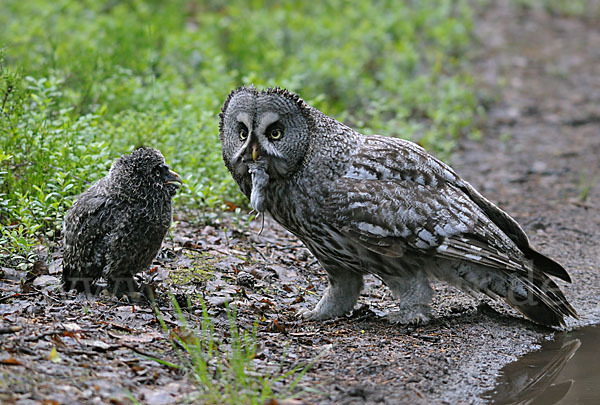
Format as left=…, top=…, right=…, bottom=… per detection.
left=62, top=147, right=181, bottom=294
left=219, top=86, right=578, bottom=327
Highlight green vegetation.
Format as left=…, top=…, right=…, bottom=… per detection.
left=578, top=169, right=596, bottom=202
left=1, top=0, right=481, bottom=266
left=169, top=250, right=220, bottom=285
left=514, top=0, right=600, bottom=18
left=152, top=297, right=313, bottom=404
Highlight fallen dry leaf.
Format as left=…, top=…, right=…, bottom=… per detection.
left=1, top=357, right=24, bottom=366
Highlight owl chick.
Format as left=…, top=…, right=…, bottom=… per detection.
left=219, top=86, right=578, bottom=327
left=62, top=147, right=181, bottom=295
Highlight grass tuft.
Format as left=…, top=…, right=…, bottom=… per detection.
left=150, top=296, right=315, bottom=404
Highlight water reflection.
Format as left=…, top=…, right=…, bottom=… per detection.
left=482, top=325, right=600, bottom=404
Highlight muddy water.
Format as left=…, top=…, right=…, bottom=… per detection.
left=482, top=325, right=600, bottom=404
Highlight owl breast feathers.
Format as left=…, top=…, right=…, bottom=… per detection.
left=219, top=86, right=577, bottom=327
left=62, top=147, right=181, bottom=295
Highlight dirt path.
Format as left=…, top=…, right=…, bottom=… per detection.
left=1, top=2, right=599, bottom=404
left=462, top=1, right=600, bottom=328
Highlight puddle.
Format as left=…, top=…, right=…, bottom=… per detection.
left=482, top=325, right=600, bottom=404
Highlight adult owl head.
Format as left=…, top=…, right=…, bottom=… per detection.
left=220, top=87, right=325, bottom=200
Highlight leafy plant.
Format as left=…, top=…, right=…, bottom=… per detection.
left=0, top=62, right=112, bottom=267
left=1, top=0, right=483, bottom=264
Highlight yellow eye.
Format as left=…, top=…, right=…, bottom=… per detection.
left=239, top=128, right=248, bottom=141
left=269, top=128, right=283, bottom=140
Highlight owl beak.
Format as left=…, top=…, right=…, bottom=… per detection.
left=251, top=143, right=259, bottom=162
left=164, top=170, right=182, bottom=187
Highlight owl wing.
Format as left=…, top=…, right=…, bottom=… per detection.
left=452, top=176, right=571, bottom=281
left=329, top=135, right=571, bottom=281
left=323, top=177, right=531, bottom=275
left=63, top=189, right=120, bottom=281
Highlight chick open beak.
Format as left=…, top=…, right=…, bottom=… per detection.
left=164, top=169, right=182, bottom=187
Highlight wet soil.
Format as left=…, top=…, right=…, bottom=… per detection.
left=1, top=1, right=599, bottom=404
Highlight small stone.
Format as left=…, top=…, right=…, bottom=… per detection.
left=296, top=249, right=311, bottom=261
left=235, top=271, right=255, bottom=288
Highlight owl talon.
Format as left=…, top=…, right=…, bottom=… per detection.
left=297, top=307, right=324, bottom=321
left=297, top=308, right=312, bottom=319
left=386, top=305, right=431, bottom=325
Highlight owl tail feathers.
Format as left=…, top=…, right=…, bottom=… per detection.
left=503, top=274, right=578, bottom=327
left=523, top=246, right=572, bottom=283
left=446, top=263, right=578, bottom=327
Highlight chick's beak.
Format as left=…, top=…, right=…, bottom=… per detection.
left=164, top=169, right=182, bottom=188
left=251, top=144, right=258, bottom=162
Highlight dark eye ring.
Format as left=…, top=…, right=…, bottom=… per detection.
left=239, top=128, right=248, bottom=141
left=269, top=128, right=283, bottom=140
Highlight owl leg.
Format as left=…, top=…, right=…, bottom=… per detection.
left=299, top=268, right=364, bottom=321
left=63, top=276, right=95, bottom=294
left=108, top=276, right=139, bottom=298
left=381, top=272, right=433, bottom=325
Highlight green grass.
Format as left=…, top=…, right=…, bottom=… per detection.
left=1, top=0, right=481, bottom=267
left=152, top=297, right=315, bottom=404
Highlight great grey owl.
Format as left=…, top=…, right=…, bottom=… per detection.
left=62, top=147, right=181, bottom=295
left=219, top=86, right=577, bottom=327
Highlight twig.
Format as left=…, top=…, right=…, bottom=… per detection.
left=15, top=346, right=37, bottom=356
left=249, top=241, right=268, bottom=262
left=121, top=342, right=161, bottom=359
left=0, top=292, right=38, bottom=303
left=22, top=329, right=65, bottom=342
left=1, top=84, right=12, bottom=115
left=100, top=321, right=134, bottom=333
left=0, top=325, right=22, bottom=334
left=21, top=327, right=96, bottom=342
left=32, top=287, right=63, bottom=303
left=61, top=348, right=102, bottom=357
